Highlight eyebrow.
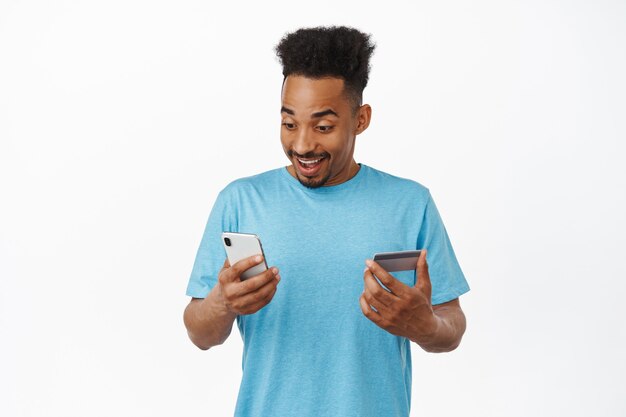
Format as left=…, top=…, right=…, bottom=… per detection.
left=281, top=106, right=339, bottom=118
left=312, top=109, right=339, bottom=118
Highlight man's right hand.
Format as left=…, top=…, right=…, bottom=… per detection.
left=217, top=256, right=281, bottom=315
left=184, top=255, right=280, bottom=349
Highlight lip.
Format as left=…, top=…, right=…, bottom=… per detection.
left=295, top=156, right=326, bottom=177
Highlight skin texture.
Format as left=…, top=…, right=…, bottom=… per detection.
left=183, top=75, right=466, bottom=352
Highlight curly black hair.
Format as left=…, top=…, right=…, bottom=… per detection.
left=275, top=26, right=376, bottom=110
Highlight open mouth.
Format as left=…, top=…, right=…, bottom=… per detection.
left=295, top=156, right=326, bottom=176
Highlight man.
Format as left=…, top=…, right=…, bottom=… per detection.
left=183, top=26, right=469, bottom=417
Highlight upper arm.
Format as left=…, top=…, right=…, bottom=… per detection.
left=416, top=194, right=470, bottom=305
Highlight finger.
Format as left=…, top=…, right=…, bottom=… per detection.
left=240, top=283, right=279, bottom=315
left=217, top=259, right=231, bottom=278
left=359, top=293, right=390, bottom=329
left=364, top=259, right=408, bottom=296
left=416, top=249, right=432, bottom=293
left=362, top=285, right=390, bottom=315
left=234, top=266, right=279, bottom=297
left=218, top=259, right=231, bottom=286
left=225, top=255, right=266, bottom=282
left=233, top=276, right=279, bottom=313
left=220, top=258, right=230, bottom=271
left=363, top=268, right=397, bottom=307
left=359, top=292, right=378, bottom=318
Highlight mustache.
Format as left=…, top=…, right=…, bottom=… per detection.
left=287, top=150, right=329, bottom=159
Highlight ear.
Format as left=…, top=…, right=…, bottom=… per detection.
left=354, top=104, right=372, bottom=135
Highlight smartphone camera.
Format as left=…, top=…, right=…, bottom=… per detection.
left=224, top=237, right=232, bottom=247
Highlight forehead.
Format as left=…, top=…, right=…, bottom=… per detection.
left=281, top=75, right=349, bottom=113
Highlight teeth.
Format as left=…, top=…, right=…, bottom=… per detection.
left=298, top=158, right=322, bottom=165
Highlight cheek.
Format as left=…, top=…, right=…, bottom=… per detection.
left=279, top=135, right=291, bottom=151
left=328, top=133, right=353, bottom=159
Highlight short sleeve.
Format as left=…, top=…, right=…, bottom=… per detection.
left=416, top=193, right=470, bottom=305
left=185, top=189, right=237, bottom=298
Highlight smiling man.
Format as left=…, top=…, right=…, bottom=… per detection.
left=280, top=75, right=364, bottom=188
left=183, top=26, right=470, bottom=417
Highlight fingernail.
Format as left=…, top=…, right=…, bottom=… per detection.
left=365, top=259, right=373, bottom=267
left=272, top=267, right=279, bottom=274
left=255, top=255, right=262, bottom=262
left=364, top=267, right=369, bottom=273
left=276, top=274, right=281, bottom=282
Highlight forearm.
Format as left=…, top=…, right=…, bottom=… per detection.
left=183, top=285, right=237, bottom=350
left=412, top=302, right=467, bottom=353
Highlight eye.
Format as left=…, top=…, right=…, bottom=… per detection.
left=282, top=122, right=296, bottom=130
left=316, top=125, right=334, bottom=133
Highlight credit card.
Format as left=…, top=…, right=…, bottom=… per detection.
left=372, top=250, right=421, bottom=272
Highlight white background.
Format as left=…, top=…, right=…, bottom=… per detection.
left=1, top=1, right=625, bottom=416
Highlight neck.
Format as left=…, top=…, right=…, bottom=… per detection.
left=328, top=159, right=360, bottom=186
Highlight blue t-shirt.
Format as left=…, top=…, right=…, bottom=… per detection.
left=186, top=164, right=469, bottom=417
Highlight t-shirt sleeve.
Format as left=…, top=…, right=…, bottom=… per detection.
left=416, top=193, right=470, bottom=305
left=185, top=189, right=237, bottom=298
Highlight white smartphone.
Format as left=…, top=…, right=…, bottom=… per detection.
left=222, top=232, right=268, bottom=280
left=372, top=250, right=422, bottom=272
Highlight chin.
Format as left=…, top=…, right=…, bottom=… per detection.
left=296, top=170, right=332, bottom=189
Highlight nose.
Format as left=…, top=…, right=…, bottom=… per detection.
left=292, top=127, right=316, bottom=156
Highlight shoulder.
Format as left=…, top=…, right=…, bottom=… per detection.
left=362, top=164, right=431, bottom=201
left=217, top=167, right=284, bottom=198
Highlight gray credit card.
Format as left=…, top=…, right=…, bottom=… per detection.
left=372, top=250, right=422, bottom=272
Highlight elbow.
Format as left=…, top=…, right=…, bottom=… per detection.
left=189, top=333, right=217, bottom=351
left=421, top=339, right=461, bottom=353
left=419, top=320, right=466, bottom=353
left=183, top=305, right=220, bottom=351
left=183, top=300, right=233, bottom=351
left=422, top=305, right=467, bottom=353
left=186, top=327, right=228, bottom=351
left=183, top=314, right=230, bottom=351
left=184, top=327, right=226, bottom=351
left=422, top=339, right=461, bottom=353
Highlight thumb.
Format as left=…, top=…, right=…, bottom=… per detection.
left=218, top=258, right=234, bottom=283
left=220, top=258, right=231, bottom=273
left=415, top=250, right=431, bottom=292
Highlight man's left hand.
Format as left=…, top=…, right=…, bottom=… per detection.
left=359, top=250, right=440, bottom=344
